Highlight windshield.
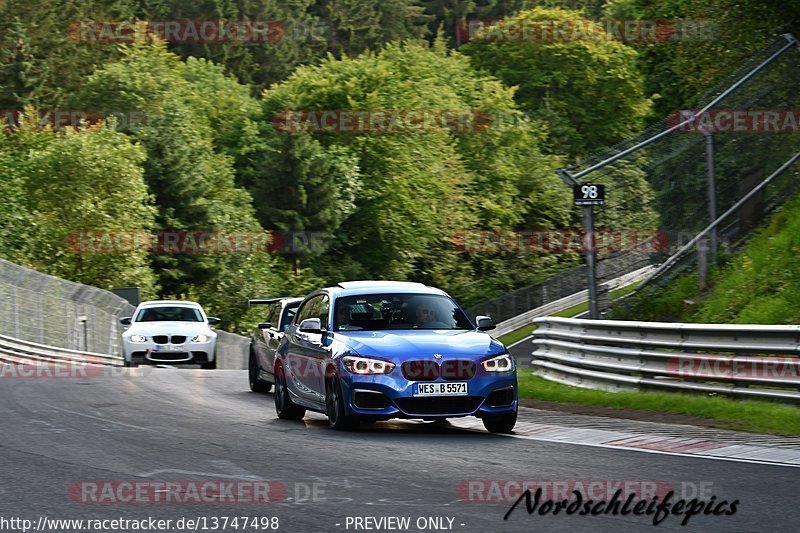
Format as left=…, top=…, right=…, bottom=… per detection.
left=333, top=293, right=472, bottom=331
left=135, top=306, right=204, bottom=322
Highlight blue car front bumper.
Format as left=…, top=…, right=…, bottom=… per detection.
left=337, top=369, right=517, bottom=419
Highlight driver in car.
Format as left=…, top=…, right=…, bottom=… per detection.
left=414, top=304, right=438, bottom=328
left=336, top=303, right=361, bottom=331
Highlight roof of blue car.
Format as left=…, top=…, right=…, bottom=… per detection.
left=329, top=280, right=447, bottom=297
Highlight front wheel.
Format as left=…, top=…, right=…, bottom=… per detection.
left=274, top=364, right=306, bottom=420
left=325, top=375, right=360, bottom=431
left=482, top=408, right=517, bottom=434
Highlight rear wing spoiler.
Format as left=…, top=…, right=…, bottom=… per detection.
left=248, top=297, right=288, bottom=306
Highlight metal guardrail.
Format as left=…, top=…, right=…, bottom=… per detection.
left=0, top=258, right=133, bottom=355
left=0, top=258, right=251, bottom=367
left=0, top=333, right=123, bottom=367
left=531, top=317, right=800, bottom=402
left=491, top=265, right=655, bottom=338
left=0, top=329, right=251, bottom=370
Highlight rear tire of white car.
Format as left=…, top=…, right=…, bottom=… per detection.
left=249, top=349, right=272, bottom=393
left=274, top=363, right=305, bottom=420
left=482, top=407, right=517, bottom=434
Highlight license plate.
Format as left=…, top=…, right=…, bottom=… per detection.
left=153, top=345, right=172, bottom=352
left=413, top=382, right=468, bottom=396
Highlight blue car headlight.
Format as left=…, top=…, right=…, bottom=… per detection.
left=342, top=355, right=395, bottom=375
left=482, top=353, right=514, bottom=372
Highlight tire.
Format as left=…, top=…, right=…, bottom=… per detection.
left=482, top=407, right=517, bottom=434
left=325, top=374, right=360, bottom=431
left=201, top=349, right=217, bottom=370
left=248, top=349, right=272, bottom=393
left=274, top=363, right=305, bottom=420
left=123, top=358, right=137, bottom=368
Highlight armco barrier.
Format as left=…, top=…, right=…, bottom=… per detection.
left=0, top=258, right=250, bottom=365
left=215, top=330, right=250, bottom=370
left=0, top=329, right=250, bottom=370
left=0, top=332, right=122, bottom=367
left=531, top=317, right=800, bottom=402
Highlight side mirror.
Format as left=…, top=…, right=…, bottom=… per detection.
left=299, top=318, right=325, bottom=334
left=119, top=317, right=131, bottom=325
left=476, top=315, right=495, bottom=331
left=258, top=322, right=272, bottom=330
left=208, top=317, right=222, bottom=325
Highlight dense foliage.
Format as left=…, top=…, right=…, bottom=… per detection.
left=0, top=0, right=793, bottom=329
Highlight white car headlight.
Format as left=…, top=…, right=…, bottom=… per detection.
left=482, top=354, right=514, bottom=372
left=192, top=335, right=211, bottom=343
left=129, top=335, right=147, bottom=343
left=342, top=355, right=395, bottom=375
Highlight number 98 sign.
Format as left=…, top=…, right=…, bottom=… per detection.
left=573, top=184, right=605, bottom=206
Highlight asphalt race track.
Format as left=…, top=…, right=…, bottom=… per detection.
left=0, top=368, right=795, bottom=533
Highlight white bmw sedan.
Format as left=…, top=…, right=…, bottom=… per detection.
left=120, top=300, right=220, bottom=369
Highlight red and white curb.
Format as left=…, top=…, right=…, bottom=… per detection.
left=449, top=413, right=800, bottom=468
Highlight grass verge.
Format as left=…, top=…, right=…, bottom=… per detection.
left=497, top=323, right=537, bottom=346
left=517, top=372, right=800, bottom=436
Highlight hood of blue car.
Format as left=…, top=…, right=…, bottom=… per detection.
left=335, top=329, right=506, bottom=359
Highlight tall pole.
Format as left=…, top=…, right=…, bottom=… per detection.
left=557, top=169, right=600, bottom=319
left=583, top=205, right=599, bottom=319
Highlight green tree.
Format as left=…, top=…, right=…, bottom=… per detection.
left=256, top=39, right=570, bottom=299
left=463, top=7, right=652, bottom=158
left=0, top=112, right=53, bottom=259
left=70, top=43, right=284, bottom=325
left=0, top=18, right=49, bottom=108
left=605, top=0, right=800, bottom=117
left=241, top=131, right=361, bottom=274
left=0, top=0, right=136, bottom=106
left=423, top=0, right=610, bottom=47
left=421, top=0, right=477, bottom=46
left=145, top=0, right=323, bottom=91
left=4, top=117, right=158, bottom=294
left=148, top=0, right=430, bottom=91
left=311, top=0, right=431, bottom=56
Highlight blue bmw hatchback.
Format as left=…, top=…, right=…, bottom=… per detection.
left=273, top=281, right=517, bottom=432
